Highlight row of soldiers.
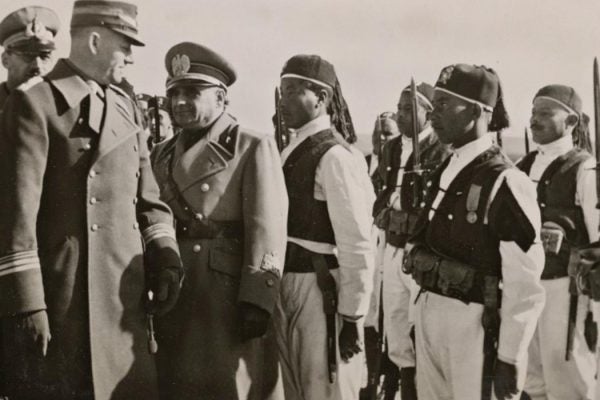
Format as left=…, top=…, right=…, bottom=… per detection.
left=1, top=2, right=600, bottom=400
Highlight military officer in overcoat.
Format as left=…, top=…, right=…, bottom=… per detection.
left=0, top=6, right=59, bottom=109
left=0, top=1, right=183, bottom=399
left=151, top=42, right=288, bottom=400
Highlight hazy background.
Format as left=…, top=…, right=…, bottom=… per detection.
left=1, top=0, right=600, bottom=157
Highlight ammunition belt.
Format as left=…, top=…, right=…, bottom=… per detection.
left=386, top=209, right=419, bottom=248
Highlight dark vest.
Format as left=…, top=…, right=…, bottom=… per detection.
left=372, top=136, right=403, bottom=217
left=411, top=146, right=512, bottom=302
left=517, top=148, right=592, bottom=279
left=283, top=129, right=343, bottom=245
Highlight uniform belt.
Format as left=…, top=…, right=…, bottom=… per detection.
left=176, top=219, right=243, bottom=239
left=284, top=242, right=339, bottom=273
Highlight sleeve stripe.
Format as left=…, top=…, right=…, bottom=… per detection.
left=0, top=263, right=41, bottom=278
left=142, top=223, right=176, bottom=244
left=0, top=249, right=38, bottom=265
left=0, top=255, right=40, bottom=272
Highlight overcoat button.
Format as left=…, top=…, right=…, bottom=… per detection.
left=420, top=202, right=426, bottom=208
left=90, top=197, right=97, bottom=205
left=266, top=278, right=275, bottom=287
left=133, top=222, right=139, bottom=230
left=447, top=214, right=454, bottom=220
left=133, top=197, right=138, bottom=204
left=386, top=166, right=392, bottom=171
left=200, top=183, right=210, bottom=192
left=426, top=181, right=432, bottom=187
left=135, top=171, right=141, bottom=178
left=84, top=143, right=92, bottom=150
left=192, top=244, right=202, bottom=253
left=91, top=224, right=98, bottom=231
left=89, top=170, right=97, bottom=178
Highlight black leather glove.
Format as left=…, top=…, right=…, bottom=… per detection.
left=339, top=320, right=362, bottom=362
left=494, top=359, right=518, bottom=400
left=150, top=267, right=182, bottom=316
left=17, top=310, right=51, bottom=357
left=239, top=302, right=270, bottom=342
left=400, top=367, right=417, bottom=400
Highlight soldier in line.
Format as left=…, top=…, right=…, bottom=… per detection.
left=403, top=64, right=545, bottom=399
left=0, top=1, right=184, bottom=398
left=0, top=6, right=59, bottom=109
left=374, top=81, right=450, bottom=400
left=151, top=42, right=287, bottom=400
left=366, top=112, right=400, bottom=193
left=518, top=85, right=598, bottom=400
left=274, top=54, right=375, bottom=400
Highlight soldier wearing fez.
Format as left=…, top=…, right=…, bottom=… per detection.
left=0, top=6, right=59, bottom=109
left=518, top=85, right=598, bottom=400
left=403, top=64, right=545, bottom=399
left=151, top=42, right=287, bottom=399
left=373, top=81, right=449, bottom=400
left=0, top=1, right=183, bottom=399
left=274, top=54, right=375, bottom=400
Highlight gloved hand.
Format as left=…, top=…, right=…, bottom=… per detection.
left=239, top=302, right=270, bottom=342
left=339, top=320, right=362, bottom=362
left=150, top=267, right=182, bottom=316
left=493, top=359, right=518, bottom=400
left=400, top=367, right=417, bottom=400
left=17, top=310, right=51, bottom=357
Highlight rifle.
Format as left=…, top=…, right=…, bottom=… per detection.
left=524, top=127, right=530, bottom=154
left=496, top=130, right=503, bottom=148
left=312, top=253, right=338, bottom=384
left=594, top=57, right=600, bottom=208
left=481, top=276, right=500, bottom=400
left=409, top=78, right=422, bottom=208
left=150, top=96, right=161, bottom=144
left=274, top=87, right=289, bottom=152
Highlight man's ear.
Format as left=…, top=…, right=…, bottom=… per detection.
left=1, top=52, right=9, bottom=69
left=566, top=113, right=579, bottom=127
left=88, top=31, right=101, bottom=55
left=472, top=103, right=483, bottom=119
left=216, top=88, right=227, bottom=108
left=317, top=87, right=330, bottom=106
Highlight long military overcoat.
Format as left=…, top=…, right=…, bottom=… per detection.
left=0, top=59, right=181, bottom=400
left=151, top=112, right=288, bottom=399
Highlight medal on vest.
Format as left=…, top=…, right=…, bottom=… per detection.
left=466, top=211, right=478, bottom=224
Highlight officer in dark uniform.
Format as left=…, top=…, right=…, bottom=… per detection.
left=519, top=85, right=598, bottom=399
left=403, top=64, right=545, bottom=400
left=0, top=1, right=183, bottom=399
left=0, top=6, right=59, bottom=108
left=151, top=42, right=287, bottom=400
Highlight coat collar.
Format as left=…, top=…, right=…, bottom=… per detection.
left=172, top=112, right=238, bottom=191
left=46, top=59, right=92, bottom=109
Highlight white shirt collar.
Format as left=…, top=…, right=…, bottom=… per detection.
left=451, top=134, right=493, bottom=160
left=294, top=114, right=331, bottom=139
left=536, top=134, right=573, bottom=157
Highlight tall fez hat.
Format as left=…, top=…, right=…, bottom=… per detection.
left=280, top=54, right=338, bottom=88
left=434, top=64, right=502, bottom=112
left=0, top=6, right=60, bottom=52
left=533, top=84, right=582, bottom=115
left=402, top=82, right=434, bottom=109
left=71, top=0, right=144, bottom=46
left=165, top=42, right=237, bottom=90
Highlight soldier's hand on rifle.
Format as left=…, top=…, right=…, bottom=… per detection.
left=339, top=320, right=362, bottom=362
left=239, top=302, right=270, bottom=342
left=150, top=267, right=182, bottom=316
left=17, top=309, right=51, bottom=357
left=493, top=359, right=518, bottom=400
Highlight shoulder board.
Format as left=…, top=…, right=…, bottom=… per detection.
left=16, top=76, right=43, bottom=92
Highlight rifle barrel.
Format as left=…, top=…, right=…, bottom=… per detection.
left=593, top=58, right=600, bottom=208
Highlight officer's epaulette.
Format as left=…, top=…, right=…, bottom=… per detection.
left=16, top=76, right=43, bottom=92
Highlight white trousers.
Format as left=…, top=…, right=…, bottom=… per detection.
left=415, top=291, right=526, bottom=400
left=524, top=277, right=596, bottom=400
left=382, top=243, right=418, bottom=368
left=274, top=272, right=365, bottom=400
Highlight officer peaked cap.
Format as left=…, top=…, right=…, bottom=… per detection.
left=71, top=0, right=144, bottom=46
left=165, top=42, right=236, bottom=90
left=0, top=6, right=60, bottom=52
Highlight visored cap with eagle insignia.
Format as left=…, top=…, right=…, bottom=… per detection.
left=0, top=6, right=60, bottom=52
left=165, top=42, right=237, bottom=91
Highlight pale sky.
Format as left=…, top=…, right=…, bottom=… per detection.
left=1, top=0, right=600, bottom=144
